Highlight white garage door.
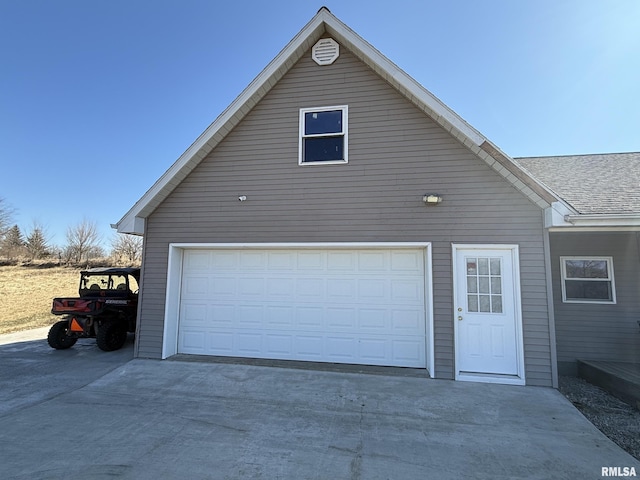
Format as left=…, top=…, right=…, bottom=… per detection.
left=177, top=248, right=427, bottom=367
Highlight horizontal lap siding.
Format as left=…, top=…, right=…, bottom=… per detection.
left=551, top=232, right=640, bottom=370
left=137, top=45, right=552, bottom=385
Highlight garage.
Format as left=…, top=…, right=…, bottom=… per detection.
left=172, top=245, right=431, bottom=368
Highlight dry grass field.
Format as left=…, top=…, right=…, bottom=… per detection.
left=0, top=265, right=81, bottom=335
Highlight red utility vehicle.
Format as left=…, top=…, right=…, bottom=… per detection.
left=47, top=267, right=140, bottom=352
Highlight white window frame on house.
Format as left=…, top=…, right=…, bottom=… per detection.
left=299, top=105, right=348, bottom=165
left=560, top=256, right=616, bottom=304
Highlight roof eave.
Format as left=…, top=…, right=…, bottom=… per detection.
left=548, top=212, right=640, bottom=231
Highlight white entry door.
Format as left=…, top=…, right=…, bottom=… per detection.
left=453, top=245, right=524, bottom=384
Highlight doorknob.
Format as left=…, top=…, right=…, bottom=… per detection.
left=457, top=307, right=462, bottom=312
left=458, top=316, right=463, bottom=321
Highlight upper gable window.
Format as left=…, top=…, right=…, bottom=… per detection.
left=299, top=106, right=348, bottom=165
left=560, top=256, right=616, bottom=304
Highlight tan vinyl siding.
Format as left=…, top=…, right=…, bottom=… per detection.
left=551, top=232, right=640, bottom=373
left=136, top=45, right=553, bottom=386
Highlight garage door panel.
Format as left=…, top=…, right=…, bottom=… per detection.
left=209, top=331, right=233, bottom=353
left=327, top=251, right=354, bottom=270
left=298, top=251, right=324, bottom=269
left=267, top=277, right=295, bottom=297
left=358, top=251, right=386, bottom=270
left=391, top=250, right=423, bottom=272
left=265, top=306, right=294, bottom=327
left=391, top=309, right=424, bottom=333
left=210, top=277, right=235, bottom=296
left=240, top=252, right=267, bottom=270
left=296, top=307, right=324, bottom=329
left=178, top=248, right=427, bottom=368
left=183, top=275, right=208, bottom=296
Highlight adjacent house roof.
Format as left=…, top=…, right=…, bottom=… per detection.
left=113, top=7, right=559, bottom=235
left=515, top=152, right=640, bottom=228
left=515, top=152, right=640, bottom=214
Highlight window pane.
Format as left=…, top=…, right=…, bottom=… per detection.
left=466, top=258, right=477, bottom=275
left=479, top=295, right=491, bottom=312
left=478, top=258, right=489, bottom=275
left=490, top=258, right=501, bottom=275
left=491, top=295, right=503, bottom=313
left=491, top=277, right=502, bottom=294
left=565, top=260, right=608, bottom=279
left=305, top=110, right=342, bottom=135
left=565, top=280, right=612, bottom=301
left=478, top=277, right=490, bottom=294
left=466, top=276, right=477, bottom=293
left=303, top=137, right=344, bottom=162
left=467, top=295, right=478, bottom=312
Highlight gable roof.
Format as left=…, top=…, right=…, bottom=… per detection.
left=515, top=152, right=640, bottom=215
left=113, top=7, right=559, bottom=235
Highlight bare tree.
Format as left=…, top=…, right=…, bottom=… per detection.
left=65, top=219, right=101, bottom=264
left=111, top=233, right=143, bottom=265
left=0, top=197, right=16, bottom=239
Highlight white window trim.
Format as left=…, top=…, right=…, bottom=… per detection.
left=298, top=105, right=348, bottom=165
left=560, top=256, right=616, bottom=304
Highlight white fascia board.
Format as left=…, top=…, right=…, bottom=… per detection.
left=560, top=213, right=640, bottom=230
left=546, top=202, right=640, bottom=230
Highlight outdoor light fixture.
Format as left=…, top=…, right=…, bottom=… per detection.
left=423, top=194, right=442, bottom=205
left=238, top=195, right=247, bottom=202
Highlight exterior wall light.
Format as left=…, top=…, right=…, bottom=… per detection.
left=423, top=194, right=442, bottom=205
left=238, top=195, right=247, bottom=202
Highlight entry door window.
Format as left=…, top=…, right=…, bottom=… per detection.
left=466, top=257, right=503, bottom=313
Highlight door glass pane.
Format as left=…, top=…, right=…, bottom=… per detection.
left=466, top=258, right=477, bottom=275
left=491, top=277, right=502, bottom=294
left=491, top=295, right=503, bottom=313
left=479, top=295, right=491, bottom=312
left=467, top=295, right=478, bottom=312
left=478, top=258, right=489, bottom=275
left=467, top=276, right=477, bottom=293
left=490, top=258, right=501, bottom=275
left=478, top=277, right=490, bottom=294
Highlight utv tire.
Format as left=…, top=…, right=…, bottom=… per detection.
left=96, top=323, right=127, bottom=352
left=47, top=320, right=78, bottom=350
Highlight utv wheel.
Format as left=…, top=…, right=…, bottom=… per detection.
left=96, top=323, right=127, bottom=352
left=47, top=320, right=78, bottom=350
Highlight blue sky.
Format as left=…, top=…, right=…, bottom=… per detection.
left=1, top=0, right=639, bottom=248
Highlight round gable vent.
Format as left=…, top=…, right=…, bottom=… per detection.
left=312, top=38, right=339, bottom=66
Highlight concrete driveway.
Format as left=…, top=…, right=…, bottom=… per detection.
left=1, top=329, right=638, bottom=480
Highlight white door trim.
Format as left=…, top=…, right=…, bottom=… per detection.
left=162, top=242, right=434, bottom=376
left=452, top=244, right=525, bottom=385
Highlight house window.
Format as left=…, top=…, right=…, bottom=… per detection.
left=560, top=257, right=616, bottom=304
left=299, top=106, right=348, bottom=165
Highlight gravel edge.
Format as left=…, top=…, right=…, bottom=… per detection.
left=558, top=375, right=640, bottom=461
